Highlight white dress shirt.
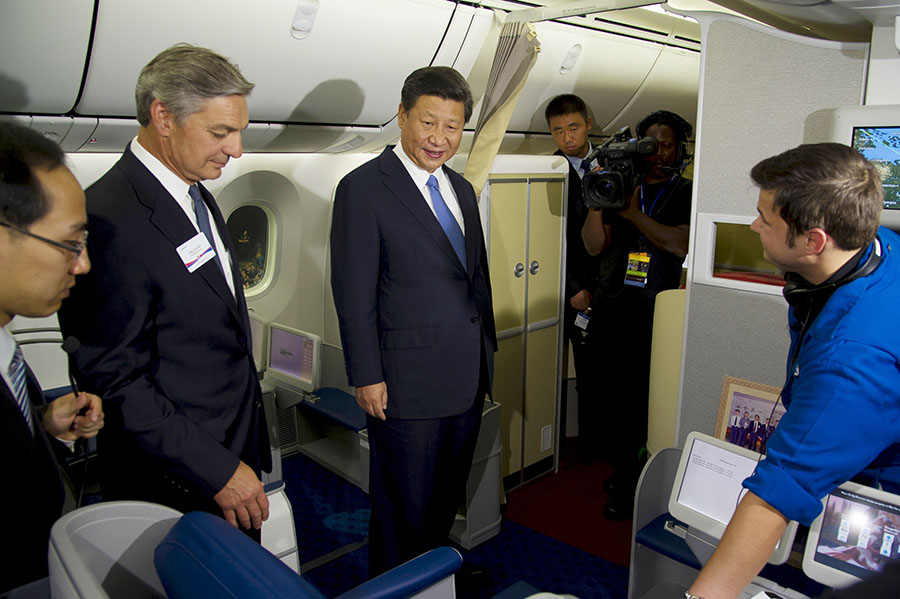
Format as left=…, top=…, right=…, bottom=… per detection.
left=565, top=143, right=598, bottom=180
left=393, top=144, right=466, bottom=235
left=0, top=324, right=17, bottom=395
left=130, top=138, right=236, bottom=297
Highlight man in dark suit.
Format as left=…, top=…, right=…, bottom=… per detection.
left=58, top=44, right=270, bottom=534
left=544, top=94, right=602, bottom=459
left=0, top=122, right=103, bottom=592
left=330, top=66, right=496, bottom=576
left=747, top=415, right=762, bottom=451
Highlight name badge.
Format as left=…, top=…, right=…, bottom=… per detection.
left=574, top=311, right=590, bottom=330
left=177, top=232, right=216, bottom=273
left=624, top=252, right=650, bottom=288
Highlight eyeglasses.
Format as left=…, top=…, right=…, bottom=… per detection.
left=0, top=221, right=88, bottom=257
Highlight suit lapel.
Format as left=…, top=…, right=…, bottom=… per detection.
left=1, top=369, right=42, bottom=450
left=118, top=150, right=248, bottom=336
left=379, top=149, right=468, bottom=275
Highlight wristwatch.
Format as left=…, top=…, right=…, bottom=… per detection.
left=683, top=593, right=704, bottom=599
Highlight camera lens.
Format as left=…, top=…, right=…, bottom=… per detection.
left=583, top=172, right=627, bottom=209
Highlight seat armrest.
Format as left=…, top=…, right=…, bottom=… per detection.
left=336, top=547, right=462, bottom=599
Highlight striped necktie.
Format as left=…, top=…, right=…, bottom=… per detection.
left=9, top=344, right=34, bottom=435
left=189, top=184, right=226, bottom=278
left=426, top=175, right=467, bottom=270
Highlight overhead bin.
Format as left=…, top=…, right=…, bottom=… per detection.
left=497, top=18, right=700, bottom=136
left=76, top=0, right=485, bottom=125
left=0, top=0, right=94, bottom=114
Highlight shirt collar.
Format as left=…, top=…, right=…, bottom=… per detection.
left=0, top=324, right=16, bottom=376
left=130, top=137, right=192, bottom=205
left=393, top=144, right=453, bottom=194
left=565, top=144, right=595, bottom=176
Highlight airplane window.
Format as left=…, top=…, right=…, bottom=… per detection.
left=713, top=222, right=784, bottom=287
left=227, top=205, right=271, bottom=292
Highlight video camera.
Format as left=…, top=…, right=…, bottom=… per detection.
left=581, top=127, right=658, bottom=210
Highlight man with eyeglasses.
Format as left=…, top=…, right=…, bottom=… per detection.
left=58, top=44, right=271, bottom=536
left=0, top=122, right=104, bottom=593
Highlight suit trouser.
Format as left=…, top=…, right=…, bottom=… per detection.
left=365, top=383, right=486, bottom=577
left=565, top=305, right=603, bottom=456
left=591, top=297, right=654, bottom=475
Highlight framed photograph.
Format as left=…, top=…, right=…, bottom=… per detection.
left=715, top=376, right=785, bottom=454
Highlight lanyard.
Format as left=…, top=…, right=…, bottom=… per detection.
left=638, top=175, right=677, bottom=219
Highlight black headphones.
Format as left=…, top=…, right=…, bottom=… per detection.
left=636, top=110, right=693, bottom=167
left=782, top=236, right=883, bottom=307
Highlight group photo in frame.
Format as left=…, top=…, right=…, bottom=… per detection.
left=714, top=376, right=786, bottom=455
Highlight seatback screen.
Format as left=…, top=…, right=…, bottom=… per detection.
left=269, top=327, right=314, bottom=384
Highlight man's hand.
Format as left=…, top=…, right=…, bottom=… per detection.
left=569, top=289, right=592, bottom=312
left=617, top=186, right=642, bottom=223
left=42, top=392, right=104, bottom=441
left=355, top=382, right=388, bottom=420
left=213, top=461, right=269, bottom=530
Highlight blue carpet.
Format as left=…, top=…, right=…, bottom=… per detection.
left=281, top=452, right=369, bottom=563
left=283, top=453, right=629, bottom=599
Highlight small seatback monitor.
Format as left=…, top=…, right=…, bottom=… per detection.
left=669, top=431, right=798, bottom=565
left=248, top=312, right=269, bottom=376
left=803, top=481, right=900, bottom=589
left=265, top=323, right=321, bottom=394
left=830, top=104, right=900, bottom=230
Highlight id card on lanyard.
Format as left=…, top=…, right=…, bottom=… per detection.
left=623, top=177, right=676, bottom=288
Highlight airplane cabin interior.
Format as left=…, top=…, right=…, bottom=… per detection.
left=3, top=0, right=900, bottom=597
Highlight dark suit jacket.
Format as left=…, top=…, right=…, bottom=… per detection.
left=58, top=146, right=269, bottom=511
left=556, top=149, right=597, bottom=303
left=1, top=370, right=65, bottom=592
left=330, top=147, right=496, bottom=418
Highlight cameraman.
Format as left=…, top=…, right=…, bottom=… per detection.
left=545, top=94, right=602, bottom=459
left=581, top=110, right=693, bottom=519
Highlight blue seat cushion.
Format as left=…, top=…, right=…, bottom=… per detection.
left=155, top=511, right=326, bottom=599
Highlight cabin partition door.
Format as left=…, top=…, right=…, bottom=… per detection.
left=487, top=175, right=565, bottom=488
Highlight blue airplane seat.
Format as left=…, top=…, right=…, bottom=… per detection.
left=155, top=511, right=463, bottom=599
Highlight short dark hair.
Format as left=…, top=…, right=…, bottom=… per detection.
left=545, top=94, right=588, bottom=125
left=401, top=66, right=473, bottom=123
left=750, top=143, right=882, bottom=250
left=636, top=110, right=692, bottom=143
left=0, top=122, right=66, bottom=228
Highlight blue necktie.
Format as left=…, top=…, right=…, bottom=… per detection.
left=189, top=185, right=226, bottom=278
left=9, top=344, right=34, bottom=435
left=426, top=175, right=466, bottom=270
left=581, top=159, right=592, bottom=175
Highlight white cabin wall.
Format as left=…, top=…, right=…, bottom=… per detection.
left=864, top=24, right=900, bottom=104
left=675, top=15, right=868, bottom=445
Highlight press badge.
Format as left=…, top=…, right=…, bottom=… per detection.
left=176, top=232, right=216, bottom=273
left=624, top=252, right=650, bottom=288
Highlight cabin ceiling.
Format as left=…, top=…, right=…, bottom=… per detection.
left=0, top=0, right=886, bottom=153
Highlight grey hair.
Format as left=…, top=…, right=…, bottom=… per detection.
left=135, top=43, right=254, bottom=126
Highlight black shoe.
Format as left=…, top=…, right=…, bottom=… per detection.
left=602, top=474, right=619, bottom=494
left=602, top=493, right=634, bottom=521
left=455, top=562, right=492, bottom=592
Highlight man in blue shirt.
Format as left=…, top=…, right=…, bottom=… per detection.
left=689, top=143, right=900, bottom=598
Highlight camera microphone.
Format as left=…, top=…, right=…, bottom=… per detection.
left=61, top=336, right=81, bottom=395
left=61, top=335, right=90, bottom=507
